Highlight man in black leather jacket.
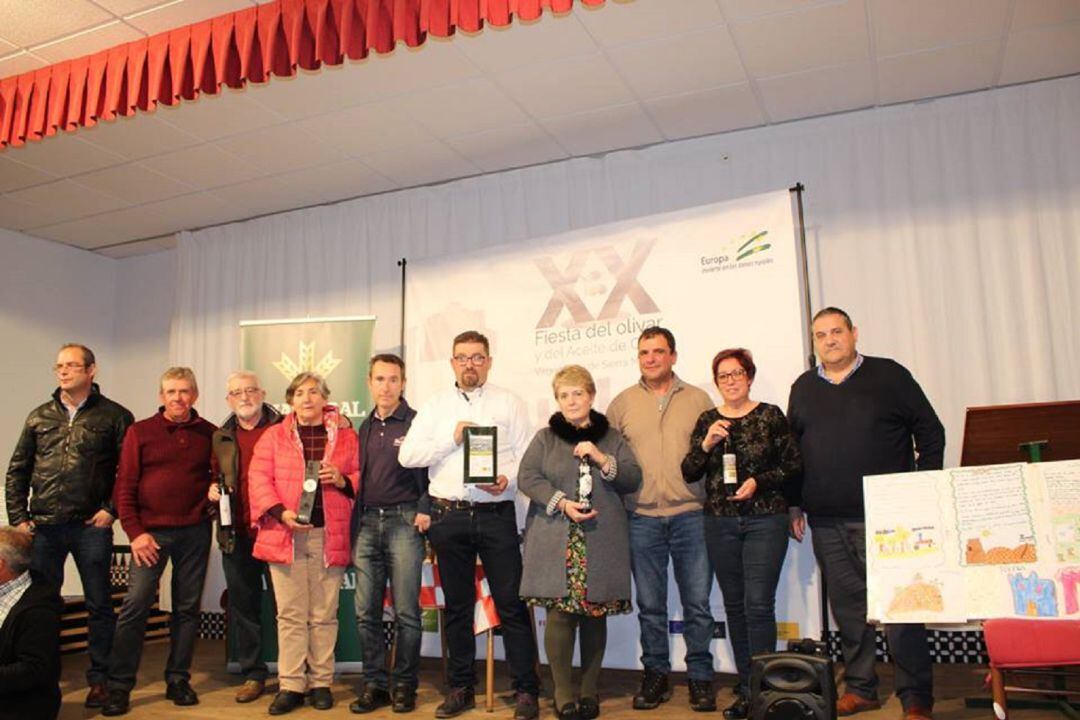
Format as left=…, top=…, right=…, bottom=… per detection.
left=5, top=343, right=133, bottom=708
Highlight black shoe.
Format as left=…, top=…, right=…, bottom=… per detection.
left=392, top=686, right=417, bottom=713
left=269, top=691, right=306, bottom=715
left=310, top=687, right=335, bottom=710
left=101, top=689, right=131, bottom=717
left=632, top=670, right=671, bottom=710
left=578, top=697, right=599, bottom=720
left=722, top=696, right=749, bottom=720
left=557, top=702, right=580, bottom=720
left=351, top=686, right=392, bottom=713
left=514, top=692, right=539, bottom=720
left=166, top=680, right=199, bottom=706
left=688, top=680, right=716, bottom=712
left=86, top=682, right=109, bottom=709
left=435, top=687, right=475, bottom=718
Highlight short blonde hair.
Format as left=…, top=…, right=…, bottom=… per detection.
left=285, top=372, right=330, bottom=404
left=551, top=365, right=596, bottom=398
left=160, top=366, right=198, bottom=394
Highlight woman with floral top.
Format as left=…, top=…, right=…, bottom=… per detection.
left=681, top=348, right=802, bottom=720
left=518, top=365, right=642, bottom=720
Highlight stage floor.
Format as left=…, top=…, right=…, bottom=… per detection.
left=57, top=639, right=1063, bottom=719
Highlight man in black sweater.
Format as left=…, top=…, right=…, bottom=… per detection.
left=787, top=307, right=944, bottom=720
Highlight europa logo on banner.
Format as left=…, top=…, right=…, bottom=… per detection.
left=239, top=316, right=376, bottom=420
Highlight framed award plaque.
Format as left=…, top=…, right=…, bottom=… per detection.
left=463, top=426, right=498, bottom=484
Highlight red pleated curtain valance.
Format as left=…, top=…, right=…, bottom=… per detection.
left=0, top=0, right=605, bottom=150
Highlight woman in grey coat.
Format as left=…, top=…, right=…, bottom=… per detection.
left=519, top=365, right=642, bottom=720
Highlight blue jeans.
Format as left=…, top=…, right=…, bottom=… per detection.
left=353, top=505, right=425, bottom=690
left=628, top=510, right=715, bottom=680
left=31, top=521, right=116, bottom=685
left=704, top=514, right=790, bottom=692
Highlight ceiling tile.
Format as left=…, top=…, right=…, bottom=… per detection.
left=606, top=25, right=745, bottom=100
left=28, top=215, right=131, bottom=248
left=540, top=102, right=662, bottom=156
left=207, top=175, right=301, bottom=220
left=385, top=78, right=529, bottom=139
left=0, top=0, right=112, bottom=47
left=716, top=0, right=838, bottom=22
left=498, top=53, right=635, bottom=119
left=124, top=0, right=255, bottom=35
left=872, top=0, right=1009, bottom=57
left=757, top=61, right=874, bottom=122
left=215, top=123, right=342, bottom=175
left=732, top=0, right=869, bottom=78
left=95, top=233, right=176, bottom=258
left=145, top=143, right=265, bottom=189
left=271, top=160, right=398, bottom=207
left=878, top=40, right=999, bottom=105
left=155, top=90, right=286, bottom=141
left=999, top=22, right=1080, bottom=85
left=0, top=50, right=48, bottom=77
left=0, top=154, right=58, bottom=192
left=95, top=0, right=172, bottom=15
left=247, top=39, right=480, bottom=117
left=444, top=122, right=567, bottom=173
left=0, top=195, right=48, bottom=230
left=454, top=11, right=598, bottom=73
left=7, top=178, right=131, bottom=227
left=72, top=162, right=196, bottom=204
left=30, top=20, right=145, bottom=64
left=79, top=113, right=201, bottom=159
left=359, top=141, right=480, bottom=188
left=576, top=0, right=726, bottom=47
left=3, top=133, right=126, bottom=176
left=1011, top=0, right=1080, bottom=31
left=644, top=84, right=764, bottom=140
left=294, top=103, right=435, bottom=158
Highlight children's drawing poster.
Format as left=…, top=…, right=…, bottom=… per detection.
left=865, top=460, right=1080, bottom=623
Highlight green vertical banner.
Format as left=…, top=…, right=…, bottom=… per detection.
left=240, top=316, right=376, bottom=422
left=229, top=316, right=376, bottom=671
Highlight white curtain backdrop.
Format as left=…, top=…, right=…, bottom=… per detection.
left=173, top=74, right=1080, bottom=468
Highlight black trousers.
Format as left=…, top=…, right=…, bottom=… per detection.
left=221, top=533, right=269, bottom=682
left=810, top=517, right=933, bottom=710
left=427, top=501, right=539, bottom=695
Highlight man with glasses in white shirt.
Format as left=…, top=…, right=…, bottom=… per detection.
left=399, top=331, right=540, bottom=720
left=5, top=344, right=133, bottom=709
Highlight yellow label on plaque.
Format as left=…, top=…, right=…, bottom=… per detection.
left=775, top=621, right=801, bottom=641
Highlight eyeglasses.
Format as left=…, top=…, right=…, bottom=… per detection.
left=53, top=362, right=86, bottom=373
left=228, top=387, right=263, bottom=398
left=453, top=354, right=488, bottom=366
left=716, top=369, right=748, bottom=383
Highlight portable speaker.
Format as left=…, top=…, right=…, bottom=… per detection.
left=748, top=646, right=837, bottom=720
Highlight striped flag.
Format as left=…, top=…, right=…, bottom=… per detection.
left=472, top=564, right=500, bottom=635
left=420, top=557, right=445, bottom=609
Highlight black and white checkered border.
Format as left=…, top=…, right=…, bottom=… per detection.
left=200, top=612, right=227, bottom=640
left=825, top=629, right=987, bottom=664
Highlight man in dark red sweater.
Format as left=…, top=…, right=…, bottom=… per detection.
left=102, top=367, right=217, bottom=717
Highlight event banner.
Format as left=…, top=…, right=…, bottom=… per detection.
left=865, top=459, right=1080, bottom=623
left=405, top=190, right=821, bottom=672
left=228, top=316, right=375, bottom=669
left=239, top=316, right=376, bottom=420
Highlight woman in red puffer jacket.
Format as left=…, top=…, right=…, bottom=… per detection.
left=248, top=372, right=359, bottom=715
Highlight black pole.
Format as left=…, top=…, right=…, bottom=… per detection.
left=790, top=183, right=815, bottom=370
left=397, top=258, right=407, bottom=356
left=789, top=183, right=830, bottom=648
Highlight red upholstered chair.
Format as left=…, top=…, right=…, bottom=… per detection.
left=983, top=618, right=1080, bottom=719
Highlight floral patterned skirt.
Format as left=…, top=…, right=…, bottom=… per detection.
left=525, top=523, right=632, bottom=617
